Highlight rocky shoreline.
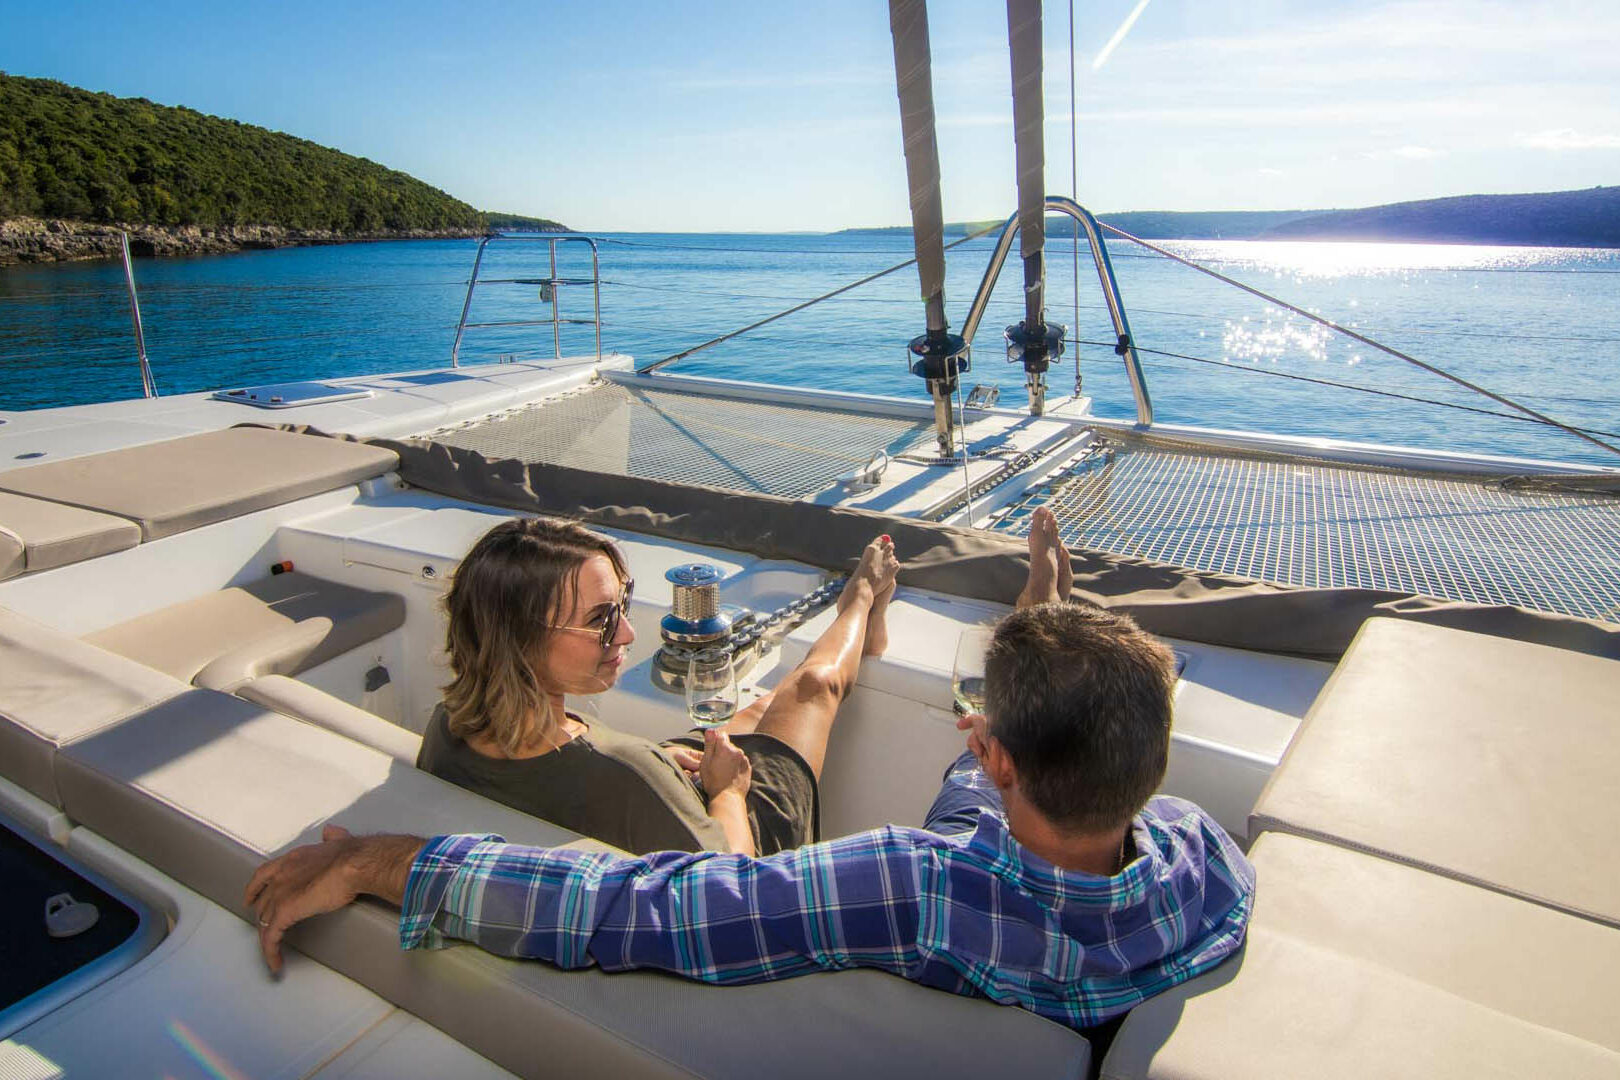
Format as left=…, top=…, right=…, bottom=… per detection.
left=0, top=217, right=499, bottom=266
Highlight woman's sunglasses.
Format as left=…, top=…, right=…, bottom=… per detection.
left=552, top=577, right=635, bottom=649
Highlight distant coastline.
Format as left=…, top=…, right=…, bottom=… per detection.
left=838, top=186, right=1620, bottom=248
left=0, top=217, right=497, bottom=266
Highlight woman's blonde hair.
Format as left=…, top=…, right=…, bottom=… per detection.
left=441, top=517, right=629, bottom=755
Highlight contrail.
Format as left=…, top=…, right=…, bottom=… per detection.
left=1092, top=0, right=1152, bottom=70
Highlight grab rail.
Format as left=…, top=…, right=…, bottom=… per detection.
left=960, top=196, right=1151, bottom=425
left=451, top=233, right=602, bottom=366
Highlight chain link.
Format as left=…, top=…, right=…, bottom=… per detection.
left=724, top=575, right=848, bottom=652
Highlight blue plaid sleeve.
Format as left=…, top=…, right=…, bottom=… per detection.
left=396, top=829, right=932, bottom=983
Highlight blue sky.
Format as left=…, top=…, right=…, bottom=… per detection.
left=3, top=0, right=1616, bottom=231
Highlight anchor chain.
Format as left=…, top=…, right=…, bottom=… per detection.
left=723, top=575, right=848, bottom=653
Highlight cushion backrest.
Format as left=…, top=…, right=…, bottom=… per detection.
left=236, top=675, right=422, bottom=763
left=0, top=605, right=188, bottom=805
left=53, top=689, right=1090, bottom=1080
left=83, top=570, right=405, bottom=688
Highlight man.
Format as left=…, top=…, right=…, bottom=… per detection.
left=247, top=508, right=1253, bottom=1031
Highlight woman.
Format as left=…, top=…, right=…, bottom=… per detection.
left=417, top=516, right=897, bottom=857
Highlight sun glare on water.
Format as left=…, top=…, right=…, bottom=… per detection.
left=1158, top=240, right=1591, bottom=278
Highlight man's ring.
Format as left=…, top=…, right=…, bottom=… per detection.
left=258, top=918, right=270, bottom=928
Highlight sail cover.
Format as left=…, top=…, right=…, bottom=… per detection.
left=1007, top=0, right=1047, bottom=329
left=889, top=0, right=950, bottom=336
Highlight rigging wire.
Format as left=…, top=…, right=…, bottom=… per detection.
left=598, top=280, right=1620, bottom=344
left=637, top=222, right=1003, bottom=373
left=1068, top=0, right=1082, bottom=393
left=1099, top=223, right=1620, bottom=460
left=1067, top=336, right=1620, bottom=442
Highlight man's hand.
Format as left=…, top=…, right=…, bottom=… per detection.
left=956, top=711, right=991, bottom=766
left=698, top=728, right=752, bottom=800
left=244, top=825, right=425, bottom=976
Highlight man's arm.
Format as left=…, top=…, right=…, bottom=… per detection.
left=404, top=829, right=928, bottom=984
left=244, top=824, right=425, bottom=975
left=247, top=824, right=933, bottom=987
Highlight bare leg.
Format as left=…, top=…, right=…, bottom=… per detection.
left=718, top=685, right=775, bottom=737
left=1017, top=506, right=1072, bottom=609
left=745, top=536, right=899, bottom=778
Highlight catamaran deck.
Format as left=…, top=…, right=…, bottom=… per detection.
left=418, top=373, right=1620, bottom=626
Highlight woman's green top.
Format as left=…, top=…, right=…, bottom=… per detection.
left=416, top=706, right=728, bottom=854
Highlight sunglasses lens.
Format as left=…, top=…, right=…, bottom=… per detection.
left=601, top=580, right=633, bottom=648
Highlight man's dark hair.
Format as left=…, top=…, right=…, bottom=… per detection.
left=983, top=602, right=1175, bottom=832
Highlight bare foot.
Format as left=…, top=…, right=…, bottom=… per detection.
left=1018, top=507, right=1071, bottom=608
left=838, top=534, right=894, bottom=610
left=839, top=535, right=900, bottom=656
left=864, top=557, right=898, bottom=657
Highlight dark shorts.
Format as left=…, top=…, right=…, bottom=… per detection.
left=663, top=732, right=821, bottom=855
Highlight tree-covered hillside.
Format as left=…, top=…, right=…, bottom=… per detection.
left=485, top=211, right=568, bottom=232
left=0, top=72, right=485, bottom=231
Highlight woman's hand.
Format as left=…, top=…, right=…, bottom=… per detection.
left=667, top=744, right=703, bottom=778
left=699, top=728, right=752, bottom=800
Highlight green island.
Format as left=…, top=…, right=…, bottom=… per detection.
left=841, top=186, right=1620, bottom=248
left=0, top=72, right=566, bottom=265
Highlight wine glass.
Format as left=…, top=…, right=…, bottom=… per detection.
left=952, top=628, right=994, bottom=717
left=687, top=651, right=739, bottom=729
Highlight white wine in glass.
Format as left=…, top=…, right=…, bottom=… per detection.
left=687, top=652, right=739, bottom=729
left=952, top=628, right=994, bottom=717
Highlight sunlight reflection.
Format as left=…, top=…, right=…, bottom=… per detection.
left=0, top=1042, right=64, bottom=1080
left=1222, top=316, right=1331, bottom=365
left=1155, top=239, right=1604, bottom=279
left=166, top=1021, right=250, bottom=1080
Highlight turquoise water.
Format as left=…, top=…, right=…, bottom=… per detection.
left=2, top=232, right=1617, bottom=467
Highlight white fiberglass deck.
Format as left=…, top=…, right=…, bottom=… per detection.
left=991, top=435, right=1620, bottom=624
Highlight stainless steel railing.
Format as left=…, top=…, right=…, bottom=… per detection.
left=960, top=196, right=1151, bottom=425
left=120, top=232, right=157, bottom=398
left=450, top=233, right=602, bottom=367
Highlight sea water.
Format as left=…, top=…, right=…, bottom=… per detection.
left=1, top=232, right=1616, bottom=468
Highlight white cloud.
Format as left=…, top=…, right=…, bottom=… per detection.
left=1518, top=128, right=1620, bottom=150
left=1257, top=167, right=1284, bottom=176
left=1393, top=146, right=1443, bottom=159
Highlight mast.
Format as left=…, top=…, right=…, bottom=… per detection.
left=889, top=0, right=968, bottom=458
left=1004, top=0, right=1064, bottom=415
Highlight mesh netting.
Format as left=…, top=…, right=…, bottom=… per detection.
left=428, top=381, right=933, bottom=499
left=992, top=437, right=1620, bottom=623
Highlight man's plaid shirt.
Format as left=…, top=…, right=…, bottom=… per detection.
left=399, top=763, right=1253, bottom=1031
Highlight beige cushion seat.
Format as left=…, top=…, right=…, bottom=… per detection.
left=1102, top=832, right=1620, bottom=1079
left=1249, top=617, right=1620, bottom=928
left=0, top=605, right=189, bottom=805
left=52, top=690, right=1091, bottom=1080
left=0, top=426, right=398, bottom=541
left=237, top=674, right=423, bottom=763
left=84, top=570, right=406, bottom=690
left=0, top=491, right=142, bottom=581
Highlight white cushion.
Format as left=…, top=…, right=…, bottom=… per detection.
left=1103, top=833, right=1620, bottom=1079
left=1250, top=617, right=1620, bottom=927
